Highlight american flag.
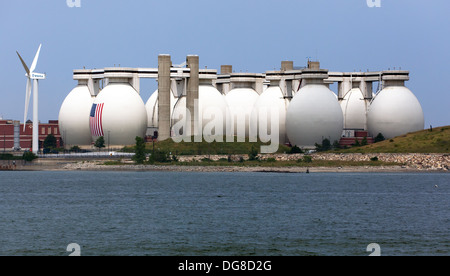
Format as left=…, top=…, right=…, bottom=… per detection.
left=90, top=103, right=104, bottom=137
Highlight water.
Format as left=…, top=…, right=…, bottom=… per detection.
left=0, top=171, right=448, bottom=256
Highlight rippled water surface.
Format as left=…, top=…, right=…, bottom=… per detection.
left=0, top=171, right=448, bottom=256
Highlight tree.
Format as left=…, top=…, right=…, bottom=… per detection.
left=94, top=136, right=106, bottom=149
left=133, top=136, right=146, bottom=164
left=361, top=136, right=368, bottom=146
left=315, top=138, right=331, bottom=152
left=374, top=133, right=385, bottom=143
left=332, top=140, right=341, bottom=149
left=43, top=134, right=57, bottom=149
left=248, top=146, right=259, bottom=161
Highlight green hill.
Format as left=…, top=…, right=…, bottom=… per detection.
left=124, top=137, right=291, bottom=155
left=336, top=126, right=450, bottom=154
left=122, top=126, right=450, bottom=155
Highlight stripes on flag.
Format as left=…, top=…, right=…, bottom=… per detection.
left=90, top=103, right=104, bottom=137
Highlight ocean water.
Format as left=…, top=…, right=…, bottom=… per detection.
left=0, top=171, right=448, bottom=256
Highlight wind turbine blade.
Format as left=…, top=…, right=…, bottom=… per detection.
left=23, top=78, right=32, bottom=131
left=30, top=44, right=42, bottom=73
left=16, top=51, right=30, bottom=75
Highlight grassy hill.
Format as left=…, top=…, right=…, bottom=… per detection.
left=123, top=137, right=292, bottom=155
left=122, top=126, right=450, bottom=156
left=335, top=126, right=450, bottom=154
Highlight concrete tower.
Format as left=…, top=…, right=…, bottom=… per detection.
left=158, top=54, right=172, bottom=141
left=186, top=55, right=199, bottom=137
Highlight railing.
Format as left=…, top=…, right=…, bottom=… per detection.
left=37, top=152, right=135, bottom=159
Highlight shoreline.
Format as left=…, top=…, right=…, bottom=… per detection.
left=3, top=152, right=448, bottom=173
left=8, top=162, right=447, bottom=174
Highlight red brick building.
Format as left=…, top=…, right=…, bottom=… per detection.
left=0, top=119, right=61, bottom=152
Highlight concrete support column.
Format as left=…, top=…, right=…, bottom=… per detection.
left=186, top=55, right=199, bottom=137
left=221, top=65, right=232, bottom=74
left=129, top=73, right=140, bottom=94
left=281, top=61, right=293, bottom=71
left=254, top=78, right=264, bottom=95
left=158, top=54, right=172, bottom=141
left=338, top=77, right=351, bottom=99
left=360, top=81, right=373, bottom=99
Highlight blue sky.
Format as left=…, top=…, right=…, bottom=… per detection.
left=1, top=0, right=449, bottom=127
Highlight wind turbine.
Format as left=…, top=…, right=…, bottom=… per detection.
left=16, top=44, right=46, bottom=154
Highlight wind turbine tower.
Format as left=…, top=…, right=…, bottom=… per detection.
left=16, top=44, right=46, bottom=154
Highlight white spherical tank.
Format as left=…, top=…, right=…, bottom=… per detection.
left=171, top=85, right=229, bottom=137
left=225, top=88, right=259, bottom=138
left=367, top=86, right=424, bottom=139
left=286, top=84, right=344, bottom=148
left=91, top=83, right=147, bottom=146
left=145, top=89, right=176, bottom=130
left=58, top=85, right=94, bottom=146
left=250, top=86, right=289, bottom=143
left=340, top=88, right=367, bottom=130
left=145, top=90, right=158, bottom=129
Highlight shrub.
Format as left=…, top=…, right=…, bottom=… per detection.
left=43, top=134, right=57, bottom=150
left=374, top=133, right=385, bottom=143
left=361, top=137, right=368, bottom=146
left=303, top=155, right=313, bottom=163
left=171, top=154, right=178, bottom=162
left=332, top=140, right=341, bottom=149
left=248, top=146, right=259, bottom=161
left=370, top=156, right=379, bottom=162
left=133, top=136, right=147, bottom=164
left=23, top=152, right=38, bottom=162
left=316, top=139, right=331, bottom=152
left=148, top=150, right=170, bottom=164
left=0, top=154, right=14, bottom=160
left=70, top=146, right=81, bottom=152
left=289, top=145, right=303, bottom=154
left=94, top=136, right=106, bottom=149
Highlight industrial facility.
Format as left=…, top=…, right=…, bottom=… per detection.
left=0, top=119, right=61, bottom=151
left=57, top=54, right=425, bottom=151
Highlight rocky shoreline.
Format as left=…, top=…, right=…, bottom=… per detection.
left=14, top=152, right=446, bottom=173
left=59, top=161, right=416, bottom=173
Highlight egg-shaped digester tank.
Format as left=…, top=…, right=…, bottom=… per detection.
left=91, top=82, right=147, bottom=146
left=225, top=88, right=259, bottom=138
left=58, top=84, right=94, bottom=146
left=286, top=84, right=344, bottom=148
left=171, top=84, right=230, bottom=138
left=367, top=86, right=424, bottom=139
left=250, top=85, right=290, bottom=144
